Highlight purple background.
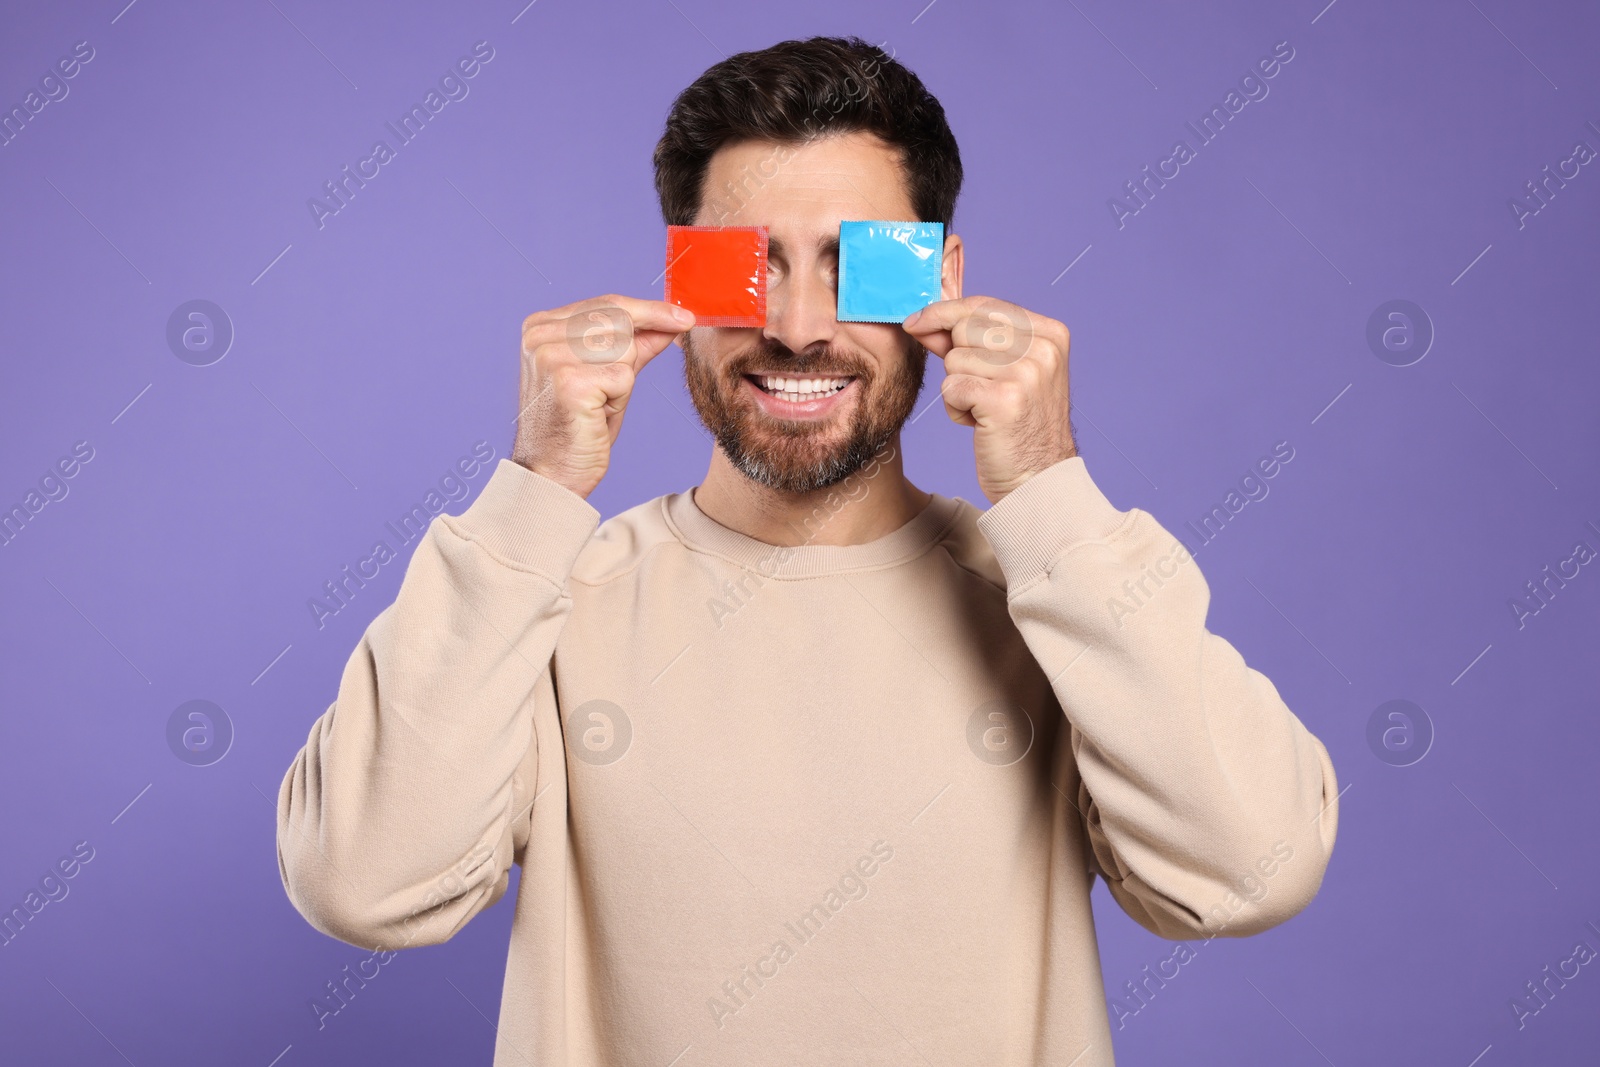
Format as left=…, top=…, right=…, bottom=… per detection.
left=2, top=0, right=1597, bottom=1063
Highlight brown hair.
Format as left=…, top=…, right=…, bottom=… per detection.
left=653, top=35, right=963, bottom=230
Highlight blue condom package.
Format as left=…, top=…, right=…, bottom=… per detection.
left=836, top=220, right=944, bottom=323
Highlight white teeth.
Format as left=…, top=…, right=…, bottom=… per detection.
left=757, top=374, right=849, bottom=399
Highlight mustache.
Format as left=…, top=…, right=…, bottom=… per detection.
left=722, top=340, right=873, bottom=380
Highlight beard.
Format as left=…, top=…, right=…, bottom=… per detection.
left=681, top=330, right=927, bottom=494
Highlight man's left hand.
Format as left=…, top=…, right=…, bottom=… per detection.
left=902, top=296, right=1077, bottom=505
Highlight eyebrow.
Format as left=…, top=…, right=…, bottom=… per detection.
left=766, top=233, right=840, bottom=262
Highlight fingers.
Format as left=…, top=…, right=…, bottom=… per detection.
left=902, top=296, right=1044, bottom=366
left=533, top=293, right=694, bottom=335
left=941, top=372, right=986, bottom=428
left=626, top=319, right=690, bottom=375
left=906, top=296, right=1067, bottom=399
left=945, top=345, right=1056, bottom=393
left=900, top=296, right=1008, bottom=357
left=524, top=295, right=695, bottom=374
left=902, top=295, right=999, bottom=333
left=552, top=359, right=636, bottom=418
left=514, top=294, right=692, bottom=498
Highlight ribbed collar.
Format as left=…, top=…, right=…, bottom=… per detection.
left=661, top=485, right=965, bottom=579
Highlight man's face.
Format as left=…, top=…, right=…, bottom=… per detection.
left=680, top=131, right=933, bottom=494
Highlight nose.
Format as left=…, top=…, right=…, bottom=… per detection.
left=761, top=260, right=838, bottom=359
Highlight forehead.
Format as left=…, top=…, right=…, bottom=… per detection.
left=694, top=131, right=916, bottom=240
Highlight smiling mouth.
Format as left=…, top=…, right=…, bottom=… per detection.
left=744, top=373, right=856, bottom=402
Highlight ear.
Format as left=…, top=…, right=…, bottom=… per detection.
left=940, top=231, right=964, bottom=301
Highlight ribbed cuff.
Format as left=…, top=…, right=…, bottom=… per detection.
left=975, top=456, right=1131, bottom=585
left=444, top=459, right=601, bottom=581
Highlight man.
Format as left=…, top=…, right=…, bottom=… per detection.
left=277, top=35, right=1339, bottom=1066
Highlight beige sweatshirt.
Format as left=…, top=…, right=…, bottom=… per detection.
left=277, top=451, right=1339, bottom=1066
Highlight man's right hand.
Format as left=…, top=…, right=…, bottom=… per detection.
left=512, top=295, right=695, bottom=499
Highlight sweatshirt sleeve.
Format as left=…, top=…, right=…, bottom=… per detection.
left=276, top=458, right=600, bottom=951
left=975, top=456, right=1339, bottom=941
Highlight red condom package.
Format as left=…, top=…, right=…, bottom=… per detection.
left=664, top=225, right=768, bottom=327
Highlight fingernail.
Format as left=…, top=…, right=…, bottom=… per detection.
left=673, top=307, right=694, bottom=325
left=903, top=309, right=921, bottom=327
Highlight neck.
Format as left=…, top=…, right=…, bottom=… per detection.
left=692, top=435, right=932, bottom=547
